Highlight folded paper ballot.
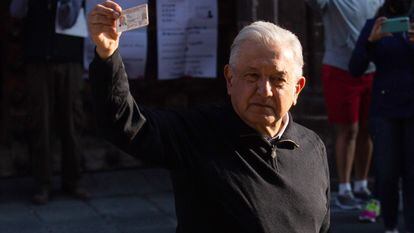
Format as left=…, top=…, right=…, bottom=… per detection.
left=116, top=3, right=149, bottom=33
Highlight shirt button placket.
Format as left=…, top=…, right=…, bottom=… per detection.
left=270, top=147, right=278, bottom=171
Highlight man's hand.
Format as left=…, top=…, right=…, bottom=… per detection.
left=368, top=17, right=392, bottom=42
left=88, top=0, right=122, bottom=59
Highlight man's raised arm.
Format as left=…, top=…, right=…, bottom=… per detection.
left=87, top=1, right=197, bottom=168
left=87, top=1, right=147, bottom=147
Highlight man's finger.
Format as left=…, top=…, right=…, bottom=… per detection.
left=90, top=24, right=118, bottom=36
left=89, top=26, right=119, bottom=41
left=89, top=14, right=116, bottom=26
left=90, top=24, right=117, bottom=34
left=90, top=4, right=120, bottom=19
left=101, top=0, right=122, bottom=14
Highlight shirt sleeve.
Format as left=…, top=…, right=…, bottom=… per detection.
left=319, top=142, right=330, bottom=233
left=89, top=49, right=185, bottom=169
left=349, top=19, right=375, bottom=77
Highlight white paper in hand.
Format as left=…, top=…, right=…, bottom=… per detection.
left=117, top=3, right=149, bottom=33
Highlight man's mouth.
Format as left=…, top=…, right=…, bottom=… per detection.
left=250, top=103, right=274, bottom=110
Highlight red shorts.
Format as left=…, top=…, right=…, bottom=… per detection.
left=321, top=65, right=373, bottom=124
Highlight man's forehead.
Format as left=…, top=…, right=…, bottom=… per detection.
left=238, top=50, right=294, bottom=71
left=232, top=40, right=296, bottom=74
left=241, top=40, right=293, bottom=61
left=242, top=64, right=288, bottom=75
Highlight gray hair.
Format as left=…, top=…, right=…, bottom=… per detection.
left=229, top=21, right=304, bottom=77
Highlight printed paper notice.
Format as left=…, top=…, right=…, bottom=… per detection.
left=157, top=0, right=218, bottom=80
left=84, top=0, right=148, bottom=79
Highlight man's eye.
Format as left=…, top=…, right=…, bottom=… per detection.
left=270, top=77, right=286, bottom=87
left=244, top=73, right=259, bottom=82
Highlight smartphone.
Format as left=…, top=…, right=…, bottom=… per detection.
left=381, top=17, right=410, bottom=33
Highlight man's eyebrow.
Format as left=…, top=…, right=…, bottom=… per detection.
left=244, top=66, right=259, bottom=72
left=274, top=70, right=287, bottom=77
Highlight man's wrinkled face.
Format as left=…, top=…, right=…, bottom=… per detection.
left=225, top=40, right=305, bottom=131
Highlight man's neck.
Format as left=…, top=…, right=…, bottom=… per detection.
left=253, top=114, right=289, bottom=138
left=259, top=124, right=281, bottom=138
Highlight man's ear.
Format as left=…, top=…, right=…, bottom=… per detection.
left=292, top=76, right=306, bottom=106
left=224, top=64, right=233, bottom=95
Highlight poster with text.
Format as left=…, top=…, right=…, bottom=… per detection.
left=157, top=0, right=218, bottom=80
left=84, top=0, right=148, bottom=79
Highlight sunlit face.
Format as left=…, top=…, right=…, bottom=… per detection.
left=225, top=40, right=305, bottom=133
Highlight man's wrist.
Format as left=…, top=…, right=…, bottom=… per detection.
left=96, top=47, right=116, bottom=60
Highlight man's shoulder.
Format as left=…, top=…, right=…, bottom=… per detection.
left=180, top=103, right=226, bottom=118
left=154, top=103, right=227, bottom=127
left=287, top=120, right=328, bottom=167
left=289, top=120, right=325, bottom=147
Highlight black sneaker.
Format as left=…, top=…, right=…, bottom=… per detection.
left=354, top=187, right=373, bottom=202
left=335, top=191, right=362, bottom=210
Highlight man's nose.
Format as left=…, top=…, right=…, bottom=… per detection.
left=257, top=78, right=273, bottom=97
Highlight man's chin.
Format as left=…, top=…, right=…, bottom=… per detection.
left=247, top=114, right=276, bottom=126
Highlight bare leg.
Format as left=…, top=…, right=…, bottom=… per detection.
left=335, top=123, right=359, bottom=184
left=353, top=121, right=373, bottom=181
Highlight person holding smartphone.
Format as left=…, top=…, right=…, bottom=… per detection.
left=349, top=0, right=414, bottom=232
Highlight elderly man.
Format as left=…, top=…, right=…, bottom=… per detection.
left=88, top=1, right=330, bottom=232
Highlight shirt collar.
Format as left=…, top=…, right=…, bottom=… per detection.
left=272, top=113, right=289, bottom=140
left=222, top=104, right=299, bottom=149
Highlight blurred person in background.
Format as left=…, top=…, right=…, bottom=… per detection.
left=349, top=0, right=414, bottom=232
left=307, top=0, right=383, bottom=211
left=9, top=0, right=89, bottom=204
